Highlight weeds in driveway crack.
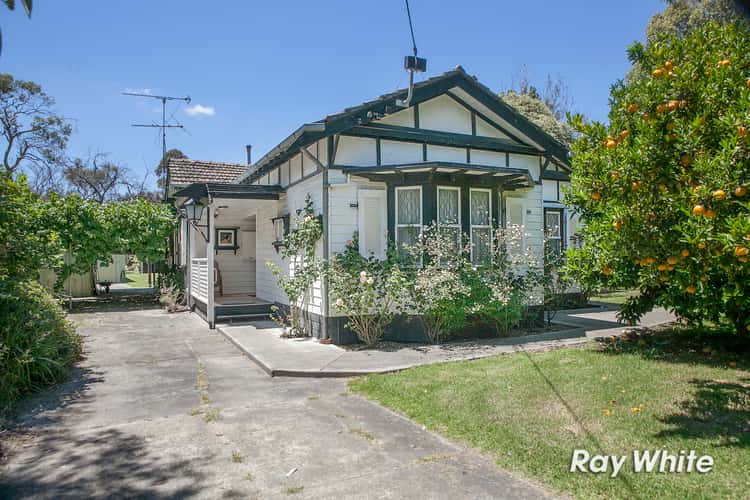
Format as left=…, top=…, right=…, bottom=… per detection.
left=231, top=450, right=244, bottom=463
left=285, top=486, right=304, bottom=495
left=349, top=427, right=376, bottom=441
left=188, top=361, right=222, bottom=422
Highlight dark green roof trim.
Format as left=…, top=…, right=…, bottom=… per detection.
left=240, top=66, right=571, bottom=185
left=541, top=170, right=571, bottom=182
left=340, top=161, right=534, bottom=187
left=173, top=183, right=283, bottom=201
left=342, top=123, right=539, bottom=156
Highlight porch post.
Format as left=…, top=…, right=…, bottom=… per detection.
left=207, top=203, right=216, bottom=329
left=185, top=219, right=192, bottom=309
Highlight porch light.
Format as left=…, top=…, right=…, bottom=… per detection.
left=184, top=198, right=210, bottom=242
left=184, top=198, right=204, bottom=223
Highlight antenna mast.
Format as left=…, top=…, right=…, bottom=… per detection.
left=123, top=92, right=191, bottom=194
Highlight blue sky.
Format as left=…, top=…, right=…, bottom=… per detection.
left=1, top=1, right=663, bottom=189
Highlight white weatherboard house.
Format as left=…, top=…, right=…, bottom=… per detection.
left=170, top=67, right=575, bottom=343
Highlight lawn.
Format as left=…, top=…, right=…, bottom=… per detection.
left=350, top=328, right=750, bottom=499
left=124, top=271, right=152, bottom=288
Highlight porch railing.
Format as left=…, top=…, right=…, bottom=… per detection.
left=190, top=258, right=209, bottom=303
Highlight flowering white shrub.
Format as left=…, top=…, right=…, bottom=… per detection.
left=327, top=250, right=409, bottom=345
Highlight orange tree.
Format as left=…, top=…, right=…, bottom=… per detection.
left=566, top=21, right=750, bottom=334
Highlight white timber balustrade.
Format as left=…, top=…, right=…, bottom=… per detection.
left=190, top=258, right=209, bottom=303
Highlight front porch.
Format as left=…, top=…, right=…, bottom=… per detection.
left=175, top=183, right=283, bottom=327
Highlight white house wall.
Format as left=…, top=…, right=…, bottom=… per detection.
left=380, top=140, right=422, bottom=164
left=378, top=107, right=414, bottom=127
left=418, top=94, right=472, bottom=134
left=213, top=208, right=256, bottom=296
left=469, top=149, right=504, bottom=168
left=426, top=144, right=466, bottom=163
left=256, top=173, right=324, bottom=315
left=335, top=136, right=377, bottom=166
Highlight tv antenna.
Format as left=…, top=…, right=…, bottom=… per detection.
left=123, top=91, right=191, bottom=189
left=396, top=0, right=426, bottom=108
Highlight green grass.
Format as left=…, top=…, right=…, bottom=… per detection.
left=350, top=327, right=750, bottom=499
left=124, top=271, right=152, bottom=288
left=590, top=289, right=638, bottom=305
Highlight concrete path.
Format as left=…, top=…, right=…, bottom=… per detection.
left=218, top=305, right=675, bottom=378
left=0, top=307, right=551, bottom=499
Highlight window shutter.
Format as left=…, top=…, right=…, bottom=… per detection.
left=358, top=190, right=387, bottom=260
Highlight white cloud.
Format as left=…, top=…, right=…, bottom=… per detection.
left=185, top=104, right=216, bottom=116
left=124, top=87, right=152, bottom=95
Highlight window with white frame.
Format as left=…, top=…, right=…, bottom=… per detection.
left=544, top=209, right=563, bottom=257
left=395, top=186, right=422, bottom=253
left=437, top=186, right=461, bottom=252
left=470, top=188, right=492, bottom=265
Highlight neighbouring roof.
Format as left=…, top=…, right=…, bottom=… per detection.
left=238, top=66, right=571, bottom=184
left=172, top=183, right=283, bottom=201
left=167, top=158, right=249, bottom=186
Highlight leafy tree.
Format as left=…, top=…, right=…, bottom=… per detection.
left=500, top=69, right=575, bottom=146
left=64, top=154, right=132, bottom=203
left=500, top=90, right=574, bottom=147
left=0, top=74, right=71, bottom=178
left=155, top=148, right=186, bottom=189
left=646, top=0, right=749, bottom=41
left=0, top=174, right=59, bottom=281
left=566, top=22, right=750, bottom=335
left=1, top=0, right=32, bottom=55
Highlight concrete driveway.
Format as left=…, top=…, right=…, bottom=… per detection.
left=0, top=307, right=551, bottom=499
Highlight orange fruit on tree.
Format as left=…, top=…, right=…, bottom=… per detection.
left=658, top=183, right=668, bottom=191
left=602, top=266, right=614, bottom=276
left=645, top=257, right=656, bottom=265
left=657, top=264, right=668, bottom=271
left=612, top=220, right=623, bottom=230
left=712, top=189, right=726, bottom=200
left=718, top=59, right=730, bottom=67
left=618, top=129, right=630, bottom=141
left=739, top=126, right=748, bottom=138
left=692, top=204, right=706, bottom=215
left=652, top=68, right=665, bottom=77
left=591, top=191, right=602, bottom=200
left=667, top=265, right=675, bottom=271
left=736, top=186, right=747, bottom=197
left=641, top=112, right=650, bottom=121
left=735, top=246, right=749, bottom=257
left=664, top=60, right=674, bottom=71
left=681, top=249, right=690, bottom=257
left=697, top=242, right=707, bottom=250
left=704, top=209, right=717, bottom=219
left=667, top=256, right=678, bottom=265
left=747, top=78, right=750, bottom=88
left=686, top=285, right=697, bottom=294
left=611, top=171, right=620, bottom=180
left=667, top=100, right=679, bottom=111
left=606, top=139, right=617, bottom=149
left=627, top=103, right=639, bottom=113
left=656, top=104, right=667, bottom=114
left=631, top=181, right=641, bottom=190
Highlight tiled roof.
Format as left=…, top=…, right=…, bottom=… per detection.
left=167, top=158, right=249, bottom=185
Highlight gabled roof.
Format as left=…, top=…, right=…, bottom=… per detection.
left=238, top=66, right=571, bottom=184
left=167, top=158, right=249, bottom=186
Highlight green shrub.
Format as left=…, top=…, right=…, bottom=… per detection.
left=0, top=279, right=82, bottom=416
